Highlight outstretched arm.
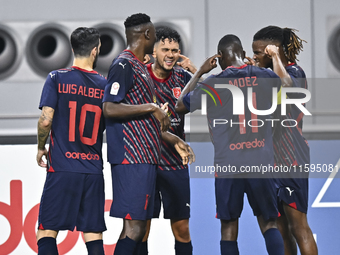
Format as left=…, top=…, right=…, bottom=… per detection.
left=37, top=106, right=54, bottom=167
left=175, top=54, right=220, bottom=114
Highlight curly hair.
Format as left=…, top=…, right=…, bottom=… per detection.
left=156, top=26, right=181, bottom=44
left=253, top=25, right=306, bottom=62
left=124, top=13, right=151, bottom=28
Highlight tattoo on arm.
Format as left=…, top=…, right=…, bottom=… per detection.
left=37, top=107, right=54, bottom=150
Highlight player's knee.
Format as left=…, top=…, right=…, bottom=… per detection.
left=124, top=220, right=147, bottom=241
left=36, top=229, right=58, bottom=241
left=173, top=223, right=190, bottom=241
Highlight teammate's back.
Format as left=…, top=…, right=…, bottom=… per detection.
left=39, top=67, right=106, bottom=173
left=36, top=26, right=107, bottom=255
left=189, top=64, right=280, bottom=170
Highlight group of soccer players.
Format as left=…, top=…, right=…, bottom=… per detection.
left=35, top=12, right=317, bottom=255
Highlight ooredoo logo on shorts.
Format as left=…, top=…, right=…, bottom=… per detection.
left=229, top=138, right=265, bottom=150
left=65, top=151, right=100, bottom=160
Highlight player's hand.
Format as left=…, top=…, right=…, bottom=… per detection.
left=160, top=102, right=169, bottom=113
left=152, top=104, right=170, bottom=132
left=244, top=56, right=256, bottom=66
left=37, top=148, right=48, bottom=168
left=265, top=45, right=279, bottom=58
left=177, top=54, right=197, bottom=74
left=198, top=54, right=221, bottom=75
left=143, top=54, right=151, bottom=64
left=174, top=140, right=196, bottom=165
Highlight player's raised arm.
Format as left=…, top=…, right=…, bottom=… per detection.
left=177, top=54, right=197, bottom=74
left=175, top=54, right=220, bottom=114
left=36, top=106, right=54, bottom=167
left=265, top=45, right=292, bottom=87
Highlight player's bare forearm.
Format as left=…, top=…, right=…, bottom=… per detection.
left=37, top=106, right=54, bottom=150
left=161, top=131, right=180, bottom=145
left=103, top=102, right=158, bottom=119
left=162, top=131, right=195, bottom=165
left=176, top=54, right=220, bottom=114
left=271, top=53, right=292, bottom=87
left=265, top=45, right=292, bottom=87
left=175, top=71, right=202, bottom=114
left=103, top=102, right=170, bottom=131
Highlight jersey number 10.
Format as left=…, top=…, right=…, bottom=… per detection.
left=69, top=101, right=102, bottom=146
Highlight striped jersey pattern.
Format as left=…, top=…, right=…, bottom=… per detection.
left=272, top=63, right=310, bottom=167
left=104, top=50, right=161, bottom=164
left=147, top=64, right=191, bottom=170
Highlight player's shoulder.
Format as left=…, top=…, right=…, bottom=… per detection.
left=46, top=67, right=72, bottom=81
left=111, top=55, right=133, bottom=71
left=286, top=63, right=306, bottom=78
left=172, top=66, right=192, bottom=78
left=252, top=65, right=279, bottom=78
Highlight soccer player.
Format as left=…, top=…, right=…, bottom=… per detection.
left=102, top=14, right=190, bottom=255
left=252, top=26, right=318, bottom=255
left=176, top=34, right=285, bottom=255
left=36, top=27, right=106, bottom=255
left=137, top=27, right=196, bottom=255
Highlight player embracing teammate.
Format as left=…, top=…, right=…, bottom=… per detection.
left=35, top=13, right=316, bottom=255
left=252, top=26, right=318, bottom=255
left=176, top=34, right=285, bottom=255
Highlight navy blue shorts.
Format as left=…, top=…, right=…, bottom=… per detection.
left=275, top=178, right=308, bottom=214
left=153, top=166, right=190, bottom=219
left=215, top=177, right=279, bottom=221
left=110, top=164, right=157, bottom=220
left=38, top=172, right=106, bottom=232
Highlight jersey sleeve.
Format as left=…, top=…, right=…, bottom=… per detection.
left=183, top=75, right=214, bottom=112
left=39, top=71, right=58, bottom=110
left=286, top=66, right=308, bottom=99
left=183, top=69, right=192, bottom=85
left=103, top=58, right=134, bottom=103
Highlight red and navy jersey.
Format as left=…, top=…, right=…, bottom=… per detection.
left=183, top=65, right=280, bottom=171
left=147, top=63, right=191, bottom=170
left=103, top=50, right=161, bottom=165
left=39, top=66, right=106, bottom=174
left=273, top=63, right=310, bottom=166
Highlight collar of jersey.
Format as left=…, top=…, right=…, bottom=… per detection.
left=226, top=64, right=247, bottom=70
left=71, top=66, right=98, bottom=74
left=286, top=62, right=296, bottom=67
left=147, top=63, right=172, bottom=83
left=124, top=49, right=146, bottom=66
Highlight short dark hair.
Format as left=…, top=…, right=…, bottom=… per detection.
left=218, top=34, right=243, bottom=50
left=155, top=26, right=181, bottom=44
left=70, top=27, right=100, bottom=57
left=124, top=13, right=151, bottom=28
left=253, top=25, right=306, bottom=62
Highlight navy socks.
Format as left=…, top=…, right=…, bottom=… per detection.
left=263, top=228, right=285, bottom=255
left=37, top=237, right=58, bottom=255
left=220, top=240, right=239, bottom=255
left=86, top=239, right=104, bottom=255
left=175, top=240, right=193, bottom=255
left=113, top=236, right=137, bottom=255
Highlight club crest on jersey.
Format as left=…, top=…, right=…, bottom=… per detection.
left=110, top=82, right=120, bottom=95
left=172, top=87, right=182, bottom=99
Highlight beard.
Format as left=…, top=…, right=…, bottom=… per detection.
left=92, top=52, right=99, bottom=70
